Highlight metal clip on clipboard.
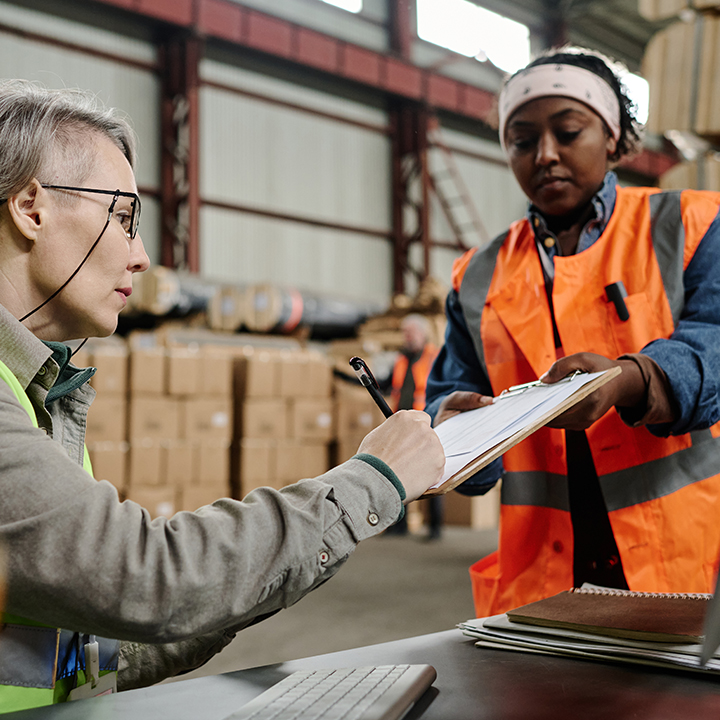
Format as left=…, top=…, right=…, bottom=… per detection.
left=496, top=370, right=583, bottom=400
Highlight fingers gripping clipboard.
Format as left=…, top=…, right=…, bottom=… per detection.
left=425, top=368, right=621, bottom=496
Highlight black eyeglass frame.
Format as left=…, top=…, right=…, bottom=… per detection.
left=41, top=184, right=142, bottom=239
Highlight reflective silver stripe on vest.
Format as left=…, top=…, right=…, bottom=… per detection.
left=0, top=624, right=59, bottom=689
left=600, top=429, right=720, bottom=512
left=648, top=190, right=685, bottom=327
left=457, top=231, right=508, bottom=379
left=501, top=471, right=570, bottom=511
left=500, top=432, right=720, bottom=512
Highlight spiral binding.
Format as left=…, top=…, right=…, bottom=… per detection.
left=570, top=586, right=711, bottom=601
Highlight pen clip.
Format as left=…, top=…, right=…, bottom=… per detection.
left=349, top=356, right=379, bottom=389
left=497, top=370, right=582, bottom=399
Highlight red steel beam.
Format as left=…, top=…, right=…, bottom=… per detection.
left=88, top=0, right=676, bottom=184
left=89, top=0, right=497, bottom=124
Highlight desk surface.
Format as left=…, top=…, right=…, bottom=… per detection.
left=9, top=628, right=720, bottom=719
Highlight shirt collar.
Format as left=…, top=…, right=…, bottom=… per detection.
left=528, top=171, right=618, bottom=258
left=0, top=302, right=53, bottom=389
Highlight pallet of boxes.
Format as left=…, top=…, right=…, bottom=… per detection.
left=81, top=338, right=130, bottom=495
left=234, top=349, right=334, bottom=498
left=84, top=335, right=235, bottom=518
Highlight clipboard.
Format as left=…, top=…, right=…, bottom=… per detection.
left=425, top=367, right=621, bottom=495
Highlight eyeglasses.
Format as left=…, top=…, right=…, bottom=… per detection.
left=41, top=184, right=142, bottom=239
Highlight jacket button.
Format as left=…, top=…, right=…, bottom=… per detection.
left=367, top=512, right=379, bottom=526
left=552, top=540, right=563, bottom=553
left=319, top=551, right=329, bottom=564
left=37, top=366, right=47, bottom=376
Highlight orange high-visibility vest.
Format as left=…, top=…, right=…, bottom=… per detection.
left=390, top=344, right=438, bottom=411
left=451, top=187, right=720, bottom=617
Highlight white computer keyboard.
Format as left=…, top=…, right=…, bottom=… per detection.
left=224, top=664, right=437, bottom=720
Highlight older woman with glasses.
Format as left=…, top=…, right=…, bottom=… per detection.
left=0, top=80, right=445, bottom=712
left=426, top=49, right=720, bottom=619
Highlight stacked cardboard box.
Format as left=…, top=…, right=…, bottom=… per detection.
left=643, top=13, right=720, bottom=141
left=125, top=345, right=233, bottom=517
left=639, top=0, right=720, bottom=21
left=234, top=349, right=334, bottom=498
left=658, top=152, right=720, bottom=190
left=332, top=379, right=386, bottom=466
left=83, top=340, right=129, bottom=494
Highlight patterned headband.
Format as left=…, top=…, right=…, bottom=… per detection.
left=498, top=63, right=621, bottom=153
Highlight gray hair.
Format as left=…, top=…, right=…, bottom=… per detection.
left=401, top=313, right=431, bottom=339
left=0, top=80, right=136, bottom=202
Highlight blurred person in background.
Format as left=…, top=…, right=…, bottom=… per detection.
left=383, top=314, right=441, bottom=538
left=0, top=80, right=445, bottom=713
left=426, top=49, right=720, bottom=618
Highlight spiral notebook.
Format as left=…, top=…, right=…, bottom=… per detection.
left=506, top=586, right=710, bottom=644
left=460, top=585, right=720, bottom=675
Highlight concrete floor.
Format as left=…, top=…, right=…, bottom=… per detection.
left=168, top=526, right=498, bottom=682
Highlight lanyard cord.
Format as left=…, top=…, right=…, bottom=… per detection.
left=20, top=194, right=118, bottom=323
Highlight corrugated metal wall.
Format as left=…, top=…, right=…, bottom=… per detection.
left=199, top=59, right=393, bottom=304
left=0, top=0, right=162, bottom=263
left=403, top=125, right=526, bottom=296
left=0, top=0, right=527, bottom=307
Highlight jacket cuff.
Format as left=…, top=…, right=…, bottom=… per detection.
left=353, top=453, right=406, bottom=521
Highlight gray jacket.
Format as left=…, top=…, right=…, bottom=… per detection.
left=0, top=304, right=403, bottom=690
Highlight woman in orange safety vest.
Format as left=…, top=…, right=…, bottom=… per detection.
left=425, top=49, right=720, bottom=618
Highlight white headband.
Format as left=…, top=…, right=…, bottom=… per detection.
left=498, top=64, right=621, bottom=153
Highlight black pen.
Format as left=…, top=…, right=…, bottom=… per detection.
left=349, top=356, right=394, bottom=419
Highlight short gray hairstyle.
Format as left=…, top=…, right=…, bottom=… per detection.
left=401, top=313, right=431, bottom=340
left=0, top=80, right=136, bottom=202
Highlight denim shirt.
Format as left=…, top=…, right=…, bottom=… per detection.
left=425, top=173, right=720, bottom=494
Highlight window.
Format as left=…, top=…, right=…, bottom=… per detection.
left=417, top=0, right=530, bottom=74
left=319, top=0, right=362, bottom=12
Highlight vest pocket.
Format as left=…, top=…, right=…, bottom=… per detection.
left=605, top=292, right=663, bottom=356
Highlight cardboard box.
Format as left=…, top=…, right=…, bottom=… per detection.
left=194, top=440, right=231, bottom=485
left=333, top=434, right=366, bottom=465
left=129, top=348, right=166, bottom=395
left=288, top=398, right=334, bottom=441
left=127, top=440, right=163, bottom=486
left=239, top=398, right=287, bottom=439
left=335, top=397, right=384, bottom=438
left=278, top=351, right=333, bottom=398
left=276, top=440, right=329, bottom=484
left=234, top=348, right=279, bottom=398
left=166, top=347, right=201, bottom=396
left=128, top=397, right=181, bottom=441
left=87, top=441, right=128, bottom=491
left=181, top=398, right=233, bottom=442
left=441, top=484, right=501, bottom=530
left=86, top=396, right=127, bottom=443
left=126, top=485, right=179, bottom=519
left=237, top=438, right=277, bottom=496
left=89, top=346, right=128, bottom=396
left=182, top=482, right=231, bottom=512
left=199, top=349, right=234, bottom=397
left=160, top=440, right=194, bottom=487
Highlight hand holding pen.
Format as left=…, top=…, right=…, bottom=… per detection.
left=348, top=356, right=445, bottom=501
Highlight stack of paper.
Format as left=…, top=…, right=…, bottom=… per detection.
left=460, top=585, right=720, bottom=675
left=429, top=369, right=620, bottom=493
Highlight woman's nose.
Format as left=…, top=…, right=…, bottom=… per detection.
left=129, top=233, right=150, bottom=273
left=535, top=131, right=560, bottom=166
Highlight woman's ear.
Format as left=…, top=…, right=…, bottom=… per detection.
left=606, top=134, right=618, bottom=158
left=6, top=180, right=46, bottom=241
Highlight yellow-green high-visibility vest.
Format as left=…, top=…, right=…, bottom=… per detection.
left=0, top=359, right=118, bottom=713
